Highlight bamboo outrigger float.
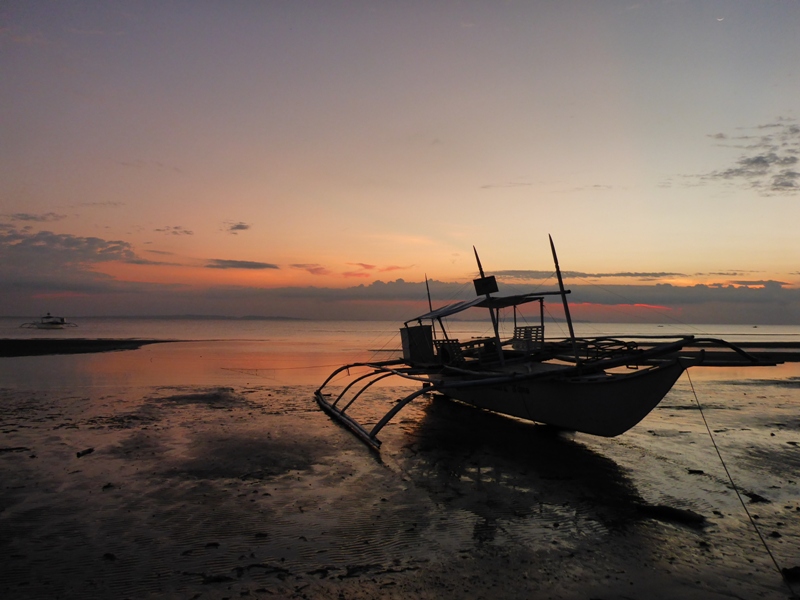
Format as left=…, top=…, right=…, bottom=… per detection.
left=315, top=237, right=778, bottom=451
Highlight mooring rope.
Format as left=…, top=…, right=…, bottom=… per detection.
left=685, top=370, right=796, bottom=597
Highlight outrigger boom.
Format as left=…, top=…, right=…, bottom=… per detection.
left=314, top=239, right=780, bottom=451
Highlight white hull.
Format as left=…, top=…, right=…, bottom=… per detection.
left=432, top=361, right=686, bottom=437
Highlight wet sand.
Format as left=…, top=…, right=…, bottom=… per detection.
left=1, top=357, right=799, bottom=598
left=0, top=339, right=171, bottom=358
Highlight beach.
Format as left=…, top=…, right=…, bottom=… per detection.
left=1, top=326, right=799, bottom=599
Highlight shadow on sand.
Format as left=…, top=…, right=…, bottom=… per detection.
left=397, top=394, right=705, bottom=534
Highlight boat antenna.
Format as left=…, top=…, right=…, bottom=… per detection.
left=473, top=246, right=486, bottom=278
left=549, top=235, right=580, bottom=365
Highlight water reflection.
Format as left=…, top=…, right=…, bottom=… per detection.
left=0, top=341, right=371, bottom=389
left=399, top=395, right=647, bottom=543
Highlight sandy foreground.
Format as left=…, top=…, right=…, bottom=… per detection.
left=1, top=349, right=799, bottom=599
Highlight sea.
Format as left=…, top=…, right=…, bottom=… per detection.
left=2, top=316, right=800, bottom=389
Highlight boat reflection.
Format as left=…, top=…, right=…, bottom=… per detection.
left=398, top=394, right=648, bottom=544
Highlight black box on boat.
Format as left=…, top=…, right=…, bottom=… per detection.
left=473, top=275, right=498, bottom=296
left=401, top=325, right=435, bottom=365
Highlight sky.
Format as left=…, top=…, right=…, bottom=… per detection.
left=2, top=1, right=799, bottom=323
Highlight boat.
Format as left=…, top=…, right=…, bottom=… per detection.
left=20, top=313, right=78, bottom=329
left=315, top=236, right=779, bottom=451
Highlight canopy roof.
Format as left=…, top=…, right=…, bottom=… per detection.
left=406, top=290, right=567, bottom=323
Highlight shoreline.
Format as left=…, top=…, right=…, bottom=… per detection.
left=0, top=338, right=175, bottom=357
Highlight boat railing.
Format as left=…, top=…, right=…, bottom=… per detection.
left=579, top=338, right=639, bottom=362
left=434, top=339, right=466, bottom=366
left=511, top=325, right=544, bottom=352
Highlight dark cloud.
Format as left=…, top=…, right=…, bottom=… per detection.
left=224, top=221, right=251, bottom=234
left=571, top=281, right=796, bottom=307
left=291, top=263, right=331, bottom=276
left=0, top=226, right=169, bottom=300
left=1, top=262, right=798, bottom=323
left=205, top=259, right=279, bottom=270
left=727, top=280, right=789, bottom=288
left=223, top=278, right=800, bottom=323
left=347, top=263, right=376, bottom=271
left=0, top=226, right=136, bottom=266
left=272, top=278, right=431, bottom=302
left=125, top=257, right=179, bottom=266
left=698, top=270, right=762, bottom=277
left=4, top=212, right=67, bottom=222
left=701, top=120, right=800, bottom=193
left=494, top=269, right=686, bottom=281
left=155, top=225, right=193, bottom=235
left=772, top=169, right=800, bottom=189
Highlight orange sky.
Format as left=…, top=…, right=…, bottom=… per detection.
left=2, top=2, right=799, bottom=322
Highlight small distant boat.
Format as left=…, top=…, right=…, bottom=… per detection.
left=20, top=313, right=78, bottom=329
left=315, top=236, right=780, bottom=451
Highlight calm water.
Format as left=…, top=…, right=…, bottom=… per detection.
left=2, top=317, right=799, bottom=388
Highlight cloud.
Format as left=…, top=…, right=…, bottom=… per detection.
left=700, top=120, right=800, bottom=193
left=772, top=169, right=800, bottom=189
left=0, top=226, right=136, bottom=267
left=379, top=265, right=413, bottom=272
left=0, top=225, right=164, bottom=299
left=291, top=263, right=331, bottom=276
left=224, top=221, right=251, bottom=234
left=4, top=212, right=67, bottom=222
left=698, top=270, right=762, bottom=277
left=726, top=280, right=789, bottom=288
left=347, top=263, right=376, bottom=270
left=570, top=281, right=797, bottom=307
left=205, top=259, right=279, bottom=270
left=494, top=269, right=686, bottom=281
left=155, top=225, right=193, bottom=235
left=236, top=278, right=800, bottom=323
left=1, top=257, right=798, bottom=323
left=342, top=271, right=372, bottom=278
left=124, top=257, right=178, bottom=266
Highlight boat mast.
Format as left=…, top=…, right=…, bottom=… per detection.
left=473, top=246, right=504, bottom=364
left=548, top=235, right=581, bottom=365
left=424, top=274, right=437, bottom=340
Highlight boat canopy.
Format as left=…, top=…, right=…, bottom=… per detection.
left=405, top=290, right=567, bottom=324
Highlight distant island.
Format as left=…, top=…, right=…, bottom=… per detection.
left=62, top=315, right=308, bottom=321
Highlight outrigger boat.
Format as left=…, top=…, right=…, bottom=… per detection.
left=315, top=236, right=778, bottom=451
left=20, top=313, right=78, bottom=329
